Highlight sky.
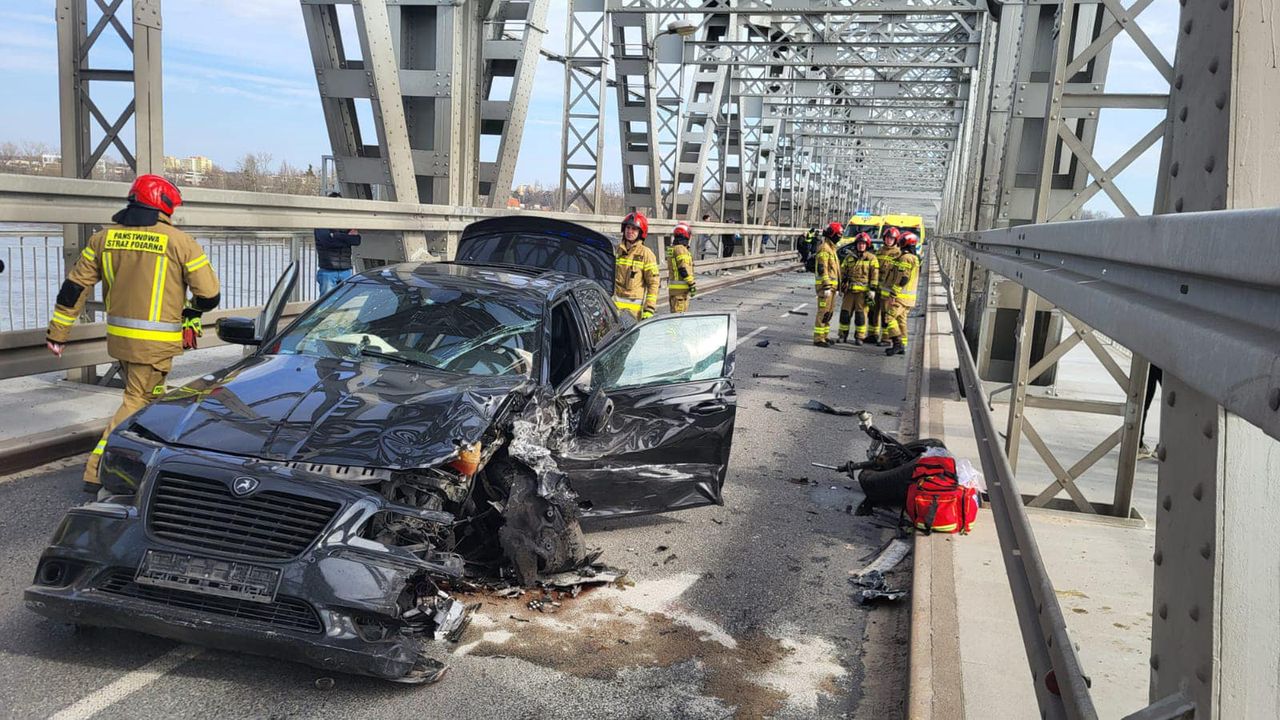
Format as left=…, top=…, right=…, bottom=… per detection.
left=0, top=0, right=1178, bottom=214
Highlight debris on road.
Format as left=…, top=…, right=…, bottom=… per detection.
left=315, top=677, right=335, bottom=690
left=850, top=570, right=907, bottom=604
left=756, top=339, right=771, bottom=348
left=787, top=477, right=817, bottom=485
left=804, top=399, right=856, bottom=416
left=855, top=538, right=912, bottom=577
left=765, top=401, right=783, bottom=412
left=788, top=309, right=809, bottom=316
left=753, top=373, right=789, bottom=379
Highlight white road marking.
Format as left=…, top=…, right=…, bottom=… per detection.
left=49, top=645, right=204, bottom=720
left=734, top=325, right=769, bottom=348
left=781, top=302, right=808, bottom=318
left=732, top=325, right=768, bottom=348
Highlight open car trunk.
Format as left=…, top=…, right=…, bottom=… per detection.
left=455, top=217, right=616, bottom=292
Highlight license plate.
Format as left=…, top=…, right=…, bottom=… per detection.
left=135, top=550, right=281, bottom=604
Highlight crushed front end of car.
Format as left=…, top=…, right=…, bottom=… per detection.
left=25, top=432, right=474, bottom=684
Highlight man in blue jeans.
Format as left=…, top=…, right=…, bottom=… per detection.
left=314, top=192, right=362, bottom=294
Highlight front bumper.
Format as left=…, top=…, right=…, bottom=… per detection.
left=26, top=445, right=464, bottom=682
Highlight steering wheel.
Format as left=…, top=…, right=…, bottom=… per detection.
left=441, top=345, right=531, bottom=376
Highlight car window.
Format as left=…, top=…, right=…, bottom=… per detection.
left=548, top=300, right=586, bottom=387
left=457, top=232, right=612, bottom=286
left=574, top=286, right=619, bottom=348
left=273, top=280, right=541, bottom=377
left=588, top=314, right=730, bottom=391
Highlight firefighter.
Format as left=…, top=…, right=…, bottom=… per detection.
left=837, top=232, right=879, bottom=344
left=45, top=175, right=221, bottom=493
left=869, top=226, right=903, bottom=345
left=666, top=221, right=697, bottom=313
left=812, top=222, right=841, bottom=347
left=884, top=231, right=922, bottom=357
left=614, top=211, right=660, bottom=320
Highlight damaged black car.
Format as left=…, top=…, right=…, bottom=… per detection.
left=25, top=217, right=738, bottom=683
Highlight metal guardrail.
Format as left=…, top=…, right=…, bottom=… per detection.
left=936, top=254, right=1099, bottom=719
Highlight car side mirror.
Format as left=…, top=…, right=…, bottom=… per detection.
left=217, top=317, right=259, bottom=345
left=577, top=387, right=613, bottom=436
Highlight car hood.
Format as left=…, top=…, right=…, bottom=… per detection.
left=130, top=353, right=527, bottom=470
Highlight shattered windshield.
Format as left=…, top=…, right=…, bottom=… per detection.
left=273, top=279, right=541, bottom=377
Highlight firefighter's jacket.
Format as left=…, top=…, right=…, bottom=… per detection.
left=814, top=239, right=839, bottom=290
left=840, top=250, right=879, bottom=293
left=614, top=240, right=660, bottom=316
left=872, top=245, right=902, bottom=290
left=666, top=244, right=695, bottom=293
left=886, top=251, right=921, bottom=307
left=47, top=219, right=221, bottom=365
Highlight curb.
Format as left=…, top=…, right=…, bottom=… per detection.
left=0, top=419, right=104, bottom=476
left=906, top=256, right=966, bottom=718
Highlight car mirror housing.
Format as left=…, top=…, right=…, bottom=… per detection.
left=217, top=317, right=260, bottom=345
left=577, top=387, right=613, bottom=436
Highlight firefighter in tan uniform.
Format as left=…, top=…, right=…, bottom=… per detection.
left=45, top=175, right=221, bottom=493
left=812, top=222, right=842, bottom=347
left=883, top=232, right=921, bottom=357
left=613, top=211, right=660, bottom=320
left=837, top=232, right=879, bottom=345
left=666, top=221, right=696, bottom=313
left=869, top=227, right=902, bottom=345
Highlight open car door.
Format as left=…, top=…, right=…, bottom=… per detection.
left=555, top=312, right=738, bottom=518
left=257, top=261, right=299, bottom=343
left=455, top=217, right=616, bottom=292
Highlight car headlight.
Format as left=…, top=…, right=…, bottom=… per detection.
left=99, top=445, right=149, bottom=495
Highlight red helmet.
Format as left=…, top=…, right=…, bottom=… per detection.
left=673, top=221, right=692, bottom=239
left=128, top=174, right=182, bottom=215
left=822, top=222, right=843, bottom=240
left=621, top=211, right=648, bottom=240
left=901, top=232, right=919, bottom=248
left=883, top=226, right=901, bottom=244
left=853, top=232, right=872, bottom=248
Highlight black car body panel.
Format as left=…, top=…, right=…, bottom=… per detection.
left=455, top=216, right=616, bottom=292
left=27, top=220, right=737, bottom=684
left=132, top=353, right=524, bottom=471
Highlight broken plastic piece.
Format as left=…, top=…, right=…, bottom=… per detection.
left=764, top=401, right=783, bottom=412
left=752, top=373, right=789, bottom=379
left=850, top=570, right=907, bottom=604
left=804, top=399, right=856, bottom=416
left=755, top=339, right=771, bottom=348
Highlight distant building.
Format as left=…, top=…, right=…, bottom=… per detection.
left=40, top=153, right=60, bottom=166
left=506, top=197, right=522, bottom=208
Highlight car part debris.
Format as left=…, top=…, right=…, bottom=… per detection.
left=755, top=339, right=771, bottom=348
left=788, top=309, right=809, bottom=316
left=764, top=401, right=783, bottom=412
left=804, top=399, right=856, bottom=416
left=787, top=477, right=816, bottom=485
left=752, top=373, right=789, bottom=379
left=850, top=570, right=907, bottom=604
left=855, top=538, right=912, bottom=578
left=315, top=677, right=336, bottom=690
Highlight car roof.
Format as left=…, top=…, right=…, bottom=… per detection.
left=350, top=261, right=591, bottom=303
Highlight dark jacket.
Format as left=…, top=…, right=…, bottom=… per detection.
left=314, top=229, right=362, bottom=270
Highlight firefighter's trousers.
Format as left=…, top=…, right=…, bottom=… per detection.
left=668, top=291, right=690, bottom=314
left=884, top=298, right=913, bottom=347
left=84, top=359, right=171, bottom=484
left=869, top=293, right=891, bottom=340
left=838, top=291, right=871, bottom=340
left=814, top=288, right=835, bottom=342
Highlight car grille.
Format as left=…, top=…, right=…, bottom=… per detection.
left=147, top=473, right=341, bottom=560
left=95, top=569, right=323, bottom=634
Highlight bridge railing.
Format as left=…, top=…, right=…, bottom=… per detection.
left=933, top=210, right=1280, bottom=720
left=0, top=173, right=804, bottom=379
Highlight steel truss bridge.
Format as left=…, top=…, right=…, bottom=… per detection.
left=1, top=2, right=1278, bottom=719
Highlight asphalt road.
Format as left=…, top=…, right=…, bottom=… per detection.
left=0, top=269, right=920, bottom=720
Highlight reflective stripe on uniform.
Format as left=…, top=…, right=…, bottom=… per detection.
left=81, top=246, right=97, bottom=261
left=895, top=292, right=917, bottom=303
left=849, top=284, right=868, bottom=292
left=51, top=311, right=77, bottom=327
left=669, top=282, right=689, bottom=290
left=185, top=254, right=210, bottom=272
left=107, top=316, right=183, bottom=342
left=613, top=297, right=642, bottom=310
left=148, top=256, right=169, bottom=321
left=92, top=439, right=107, bottom=456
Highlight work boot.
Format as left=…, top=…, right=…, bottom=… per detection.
left=838, top=332, right=848, bottom=343
left=853, top=337, right=864, bottom=346
left=877, top=339, right=892, bottom=347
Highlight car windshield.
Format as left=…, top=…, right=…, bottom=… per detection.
left=272, top=279, right=541, bottom=377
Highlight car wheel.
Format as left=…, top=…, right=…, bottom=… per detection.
left=497, top=469, right=587, bottom=586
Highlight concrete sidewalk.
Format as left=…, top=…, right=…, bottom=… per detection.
left=915, top=258, right=1155, bottom=718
